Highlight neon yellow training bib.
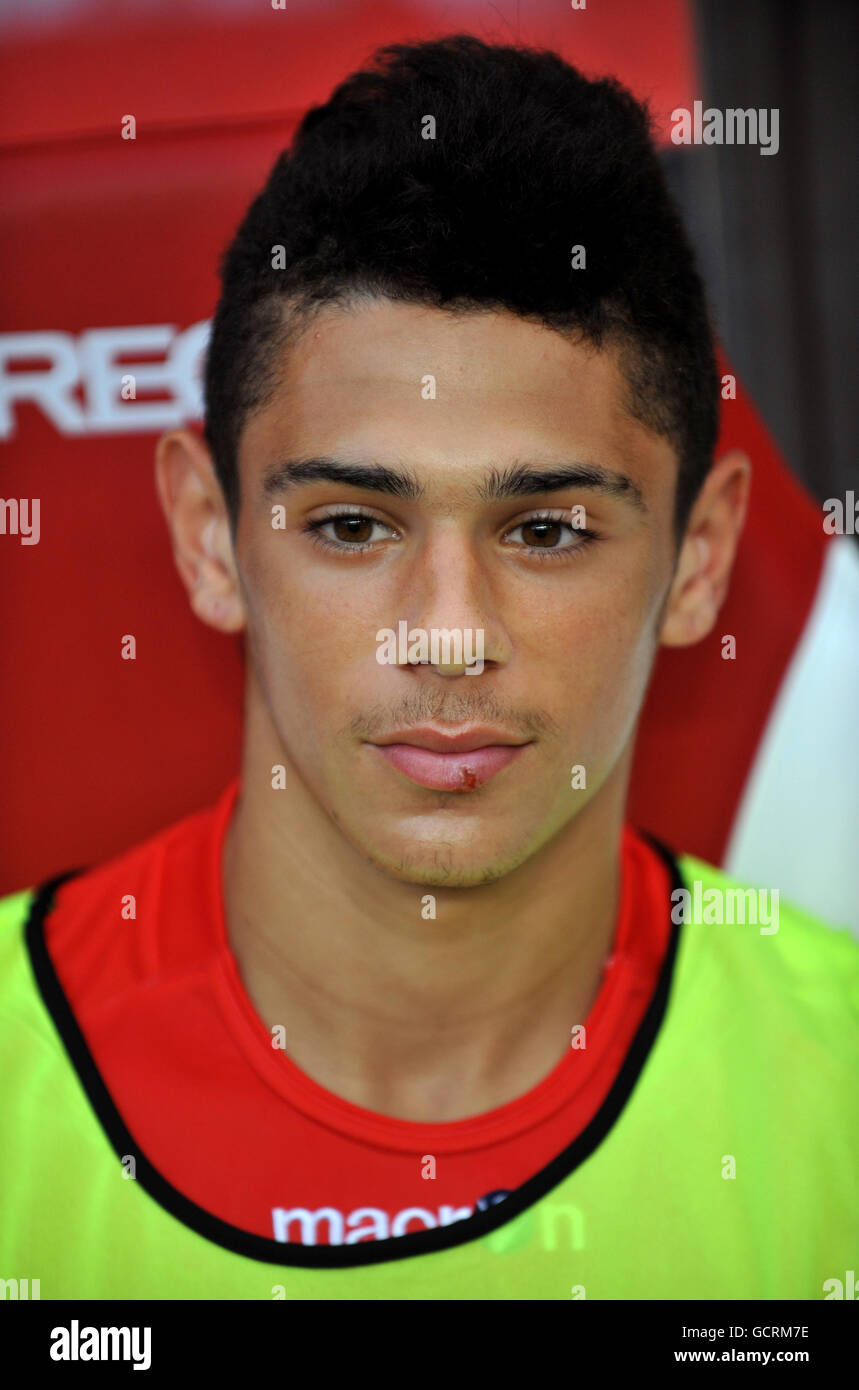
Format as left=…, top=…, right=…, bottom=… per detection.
left=0, top=850, right=857, bottom=1300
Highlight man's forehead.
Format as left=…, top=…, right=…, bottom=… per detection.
left=275, top=296, right=620, bottom=396
left=239, top=297, right=676, bottom=501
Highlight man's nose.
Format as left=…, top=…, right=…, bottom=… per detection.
left=400, top=531, right=509, bottom=675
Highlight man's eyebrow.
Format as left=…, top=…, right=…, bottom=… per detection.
left=262, top=457, right=423, bottom=500
left=477, top=462, right=647, bottom=510
left=261, top=456, right=645, bottom=510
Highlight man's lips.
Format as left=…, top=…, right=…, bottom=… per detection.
left=368, top=727, right=531, bottom=791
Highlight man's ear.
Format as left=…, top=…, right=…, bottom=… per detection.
left=660, top=448, right=751, bottom=648
left=154, top=427, right=245, bottom=633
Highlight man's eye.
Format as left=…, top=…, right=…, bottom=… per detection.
left=504, top=517, right=590, bottom=549
left=305, top=513, right=396, bottom=548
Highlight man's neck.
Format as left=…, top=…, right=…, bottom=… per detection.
left=222, top=720, right=631, bottom=1124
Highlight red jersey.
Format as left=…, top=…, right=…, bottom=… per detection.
left=43, top=781, right=672, bottom=1245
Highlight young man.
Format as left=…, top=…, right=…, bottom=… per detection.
left=1, top=35, right=856, bottom=1301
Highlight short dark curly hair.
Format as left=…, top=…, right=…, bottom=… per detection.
left=204, top=34, right=719, bottom=537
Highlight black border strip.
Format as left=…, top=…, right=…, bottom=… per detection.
left=24, top=837, right=685, bottom=1269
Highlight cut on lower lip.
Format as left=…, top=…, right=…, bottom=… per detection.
left=372, top=742, right=525, bottom=791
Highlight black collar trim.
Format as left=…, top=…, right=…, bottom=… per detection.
left=24, top=836, right=684, bottom=1269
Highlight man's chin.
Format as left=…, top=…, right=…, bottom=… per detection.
left=340, top=820, right=534, bottom=889
left=370, top=855, right=518, bottom=890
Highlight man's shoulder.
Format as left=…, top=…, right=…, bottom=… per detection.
left=6, top=784, right=234, bottom=900
left=0, top=783, right=237, bottom=979
left=0, top=886, right=35, bottom=943
left=672, top=849, right=859, bottom=1050
left=676, top=848, right=859, bottom=946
